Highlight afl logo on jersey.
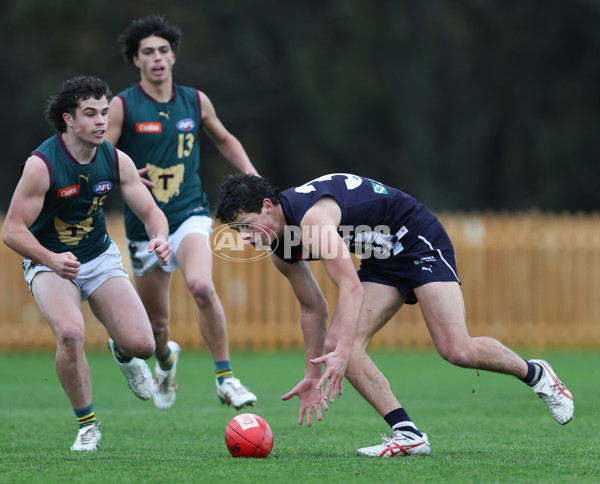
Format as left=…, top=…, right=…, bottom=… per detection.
left=93, top=181, right=113, bottom=194
left=177, top=118, right=195, bottom=131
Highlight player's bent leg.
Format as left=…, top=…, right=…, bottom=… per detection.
left=90, top=277, right=155, bottom=357
left=90, top=277, right=156, bottom=400
left=132, top=270, right=180, bottom=408
left=32, top=272, right=93, bottom=409
left=416, top=282, right=574, bottom=423
left=153, top=340, right=181, bottom=409
left=107, top=338, right=154, bottom=400
left=178, top=232, right=259, bottom=408
left=177, top=232, right=230, bottom=359
left=51, top=320, right=92, bottom=407
left=346, top=348, right=400, bottom=417
left=189, top=277, right=230, bottom=358
left=344, top=282, right=430, bottom=456
left=344, top=282, right=405, bottom=417
left=133, top=269, right=172, bottom=356
left=415, top=282, right=528, bottom=376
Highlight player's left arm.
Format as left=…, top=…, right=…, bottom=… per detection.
left=198, top=90, right=259, bottom=175
left=116, top=149, right=171, bottom=265
left=275, top=256, right=330, bottom=426
left=300, top=197, right=365, bottom=402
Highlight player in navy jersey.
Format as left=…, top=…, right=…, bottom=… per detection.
left=2, top=76, right=172, bottom=451
left=214, top=173, right=574, bottom=457
left=106, top=15, right=258, bottom=410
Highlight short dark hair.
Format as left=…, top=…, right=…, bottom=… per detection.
left=118, top=14, right=182, bottom=67
left=214, top=174, right=281, bottom=224
left=44, top=76, right=111, bottom=133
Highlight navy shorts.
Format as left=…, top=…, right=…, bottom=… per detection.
left=357, top=219, right=460, bottom=304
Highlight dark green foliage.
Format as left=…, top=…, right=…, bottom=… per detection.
left=1, top=1, right=600, bottom=211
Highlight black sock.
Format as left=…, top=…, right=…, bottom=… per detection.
left=520, top=361, right=542, bottom=386
left=384, top=408, right=423, bottom=438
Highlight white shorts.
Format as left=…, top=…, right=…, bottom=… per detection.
left=23, top=241, right=129, bottom=302
left=127, top=215, right=213, bottom=277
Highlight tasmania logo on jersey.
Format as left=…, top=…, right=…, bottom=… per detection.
left=58, top=185, right=79, bottom=198
left=136, top=122, right=162, bottom=133
left=93, top=181, right=113, bottom=194
left=177, top=118, right=195, bottom=131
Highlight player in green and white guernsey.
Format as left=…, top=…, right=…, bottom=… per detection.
left=2, top=76, right=172, bottom=451
left=116, top=82, right=209, bottom=241
left=106, top=14, right=259, bottom=411
left=26, top=135, right=116, bottom=263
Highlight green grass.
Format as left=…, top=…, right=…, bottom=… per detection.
left=0, top=349, right=598, bottom=483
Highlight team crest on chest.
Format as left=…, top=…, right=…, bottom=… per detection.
left=177, top=119, right=195, bottom=131
left=146, top=163, right=185, bottom=203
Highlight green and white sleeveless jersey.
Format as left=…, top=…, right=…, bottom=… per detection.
left=115, top=83, right=210, bottom=241
left=28, top=135, right=118, bottom=263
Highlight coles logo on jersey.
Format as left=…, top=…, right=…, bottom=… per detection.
left=58, top=185, right=79, bottom=198
left=136, top=122, right=162, bottom=133
left=177, top=118, right=195, bottom=131
left=93, top=181, right=113, bottom=194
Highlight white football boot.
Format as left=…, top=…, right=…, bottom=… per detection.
left=357, top=431, right=430, bottom=457
left=153, top=341, right=181, bottom=410
left=108, top=338, right=153, bottom=400
left=216, top=377, right=257, bottom=410
left=529, top=359, right=574, bottom=424
left=71, top=423, right=101, bottom=451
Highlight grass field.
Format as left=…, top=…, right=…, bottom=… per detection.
left=0, top=349, right=598, bottom=483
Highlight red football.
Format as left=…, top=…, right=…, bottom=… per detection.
left=225, top=413, right=274, bottom=458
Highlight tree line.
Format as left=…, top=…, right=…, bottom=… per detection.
left=2, top=0, right=599, bottom=212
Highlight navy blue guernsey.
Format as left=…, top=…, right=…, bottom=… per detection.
left=271, top=173, right=438, bottom=263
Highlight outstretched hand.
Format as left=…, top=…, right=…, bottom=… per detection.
left=281, top=378, right=329, bottom=426
left=309, top=349, right=348, bottom=403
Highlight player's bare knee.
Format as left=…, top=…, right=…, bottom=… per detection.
left=188, top=278, right=217, bottom=305
left=56, top=328, right=85, bottom=357
left=437, top=344, right=474, bottom=368
left=136, top=340, right=156, bottom=359
left=151, top=320, right=169, bottom=339
left=119, top=340, right=155, bottom=359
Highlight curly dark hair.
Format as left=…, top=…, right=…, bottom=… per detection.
left=214, top=174, right=281, bottom=224
left=44, top=76, right=111, bottom=133
left=118, top=14, right=182, bottom=67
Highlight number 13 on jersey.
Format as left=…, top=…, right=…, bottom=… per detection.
left=177, top=133, right=194, bottom=158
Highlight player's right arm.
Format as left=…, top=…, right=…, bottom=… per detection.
left=274, top=256, right=331, bottom=425
left=1, top=156, right=80, bottom=279
left=105, top=96, right=124, bottom=145
left=199, top=90, right=259, bottom=176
